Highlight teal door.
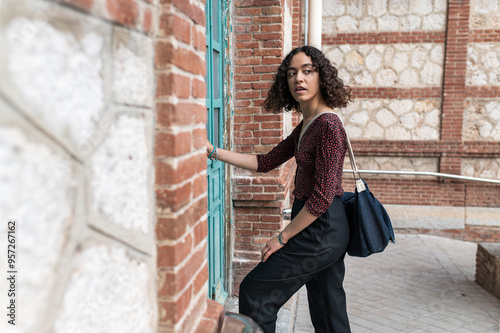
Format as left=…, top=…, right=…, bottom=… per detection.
left=206, top=0, right=227, bottom=303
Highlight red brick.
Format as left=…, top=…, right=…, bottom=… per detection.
left=155, top=154, right=206, bottom=185
left=193, top=262, right=209, bottom=295
left=143, top=7, right=153, bottom=33
left=158, top=285, right=192, bottom=325
left=192, top=78, right=206, bottom=98
left=165, top=0, right=205, bottom=25
left=156, top=183, right=192, bottom=212
left=158, top=233, right=193, bottom=267
left=156, top=72, right=190, bottom=99
left=193, top=218, right=208, bottom=246
left=106, top=0, right=139, bottom=27
left=155, top=131, right=192, bottom=157
left=156, top=102, right=206, bottom=128
left=159, top=13, right=191, bottom=42
left=193, top=173, right=207, bottom=198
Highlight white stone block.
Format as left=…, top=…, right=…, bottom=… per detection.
left=362, top=99, right=382, bottom=110
left=399, top=14, right=422, bottom=30
left=478, top=120, right=493, bottom=137
left=389, top=99, right=413, bottom=115
left=91, top=113, right=152, bottom=237
left=420, top=62, right=442, bottom=85
left=466, top=207, right=500, bottom=227
left=430, top=44, right=444, bottom=63
left=359, top=17, right=377, bottom=31
left=433, top=0, right=447, bottom=12
left=358, top=44, right=373, bottom=56
left=415, top=125, right=439, bottom=140
left=386, top=205, right=465, bottom=230
left=365, top=121, right=384, bottom=138
left=337, top=68, right=351, bottom=84
left=491, top=124, right=500, bottom=140
left=378, top=14, right=400, bottom=31
left=324, top=0, right=345, bottom=16
left=366, top=50, right=382, bottom=71
left=345, top=50, right=364, bottom=71
left=389, top=0, right=410, bottom=16
left=411, top=46, right=429, bottom=68
left=353, top=70, right=373, bottom=85
left=392, top=52, right=409, bottom=72
left=424, top=109, right=440, bottom=127
left=422, top=13, right=445, bottom=30
left=339, top=44, right=353, bottom=53
left=376, top=108, right=397, bottom=126
left=323, top=19, right=337, bottom=34
left=466, top=158, right=499, bottom=179
left=481, top=51, right=500, bottom=68
left=54, top=244, right=154, bottom=333
left=326, top=47, right=344, bottom=67
left=345, top=124, right=363, bottom=138
left=386, top=125, right=412, bottom=140
left=376, top=68, right=398, bottom=86
left=486, top=101, right=500, bottom=120
left=112, top=28, right=154, bottom=108
left=400, top=68, right=419, bottom=86
left=475, top=0, right=499, bottom=14
left=336, top=15, right=358, bottom=32
left=367, top=0, right=388, bottom=17
left=347, top=0, right=364, bottom=18
left=410, top=0, right=432, bottom=15
left=401, top=111, right=421, bottom=129
left=2, top=13, right=109, bottom=150
left=349, top=111, right=370, bottom=126
left=468, top=70, right=488, bottom=85
left=0, top=123, right=77, bottom=332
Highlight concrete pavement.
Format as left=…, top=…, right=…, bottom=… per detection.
left=293, top=234, right=500, bottom=333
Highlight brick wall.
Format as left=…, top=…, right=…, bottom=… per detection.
left=231, top=0, right=299, bottom=294
left=154, top=0, right=221, bottom=332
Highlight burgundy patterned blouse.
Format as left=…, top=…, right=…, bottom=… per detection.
left=256, top=113, right=347, bottom=217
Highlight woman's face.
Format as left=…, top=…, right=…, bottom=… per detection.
left=286, top=52, right=321, bottom=104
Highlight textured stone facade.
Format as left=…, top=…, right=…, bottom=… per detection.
left=470, top=0, right=500, bottom=29
left=326, top=43, right=444, bottom=87
left=0, top=0, right=156, bottom=331
left=323, top=0, right=447, bottom=33
left=463, top=99, right=500, bottom=141
left=337, top=98, right=441, bottom=140
left=321, top=0, right=500, bottom=237
left=467, top=42, right=500, bottom=86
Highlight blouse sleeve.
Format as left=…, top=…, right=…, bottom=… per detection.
left=256, top=124, right=301, bottom=173
left=304, top=117, right=347, bottom=216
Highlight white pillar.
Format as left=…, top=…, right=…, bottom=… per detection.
left=307, top=0, right=322, bottom=49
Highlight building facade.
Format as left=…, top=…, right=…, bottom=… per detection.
left=0, top=0, right=498, bottom=332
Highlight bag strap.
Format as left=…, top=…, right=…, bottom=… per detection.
left=324, top=111, right=366, bottom=192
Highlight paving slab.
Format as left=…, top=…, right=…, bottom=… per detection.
left=293, top=234, right=500, bottom=332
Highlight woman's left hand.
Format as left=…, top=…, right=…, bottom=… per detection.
left=261, top=236, right=284, bottom=262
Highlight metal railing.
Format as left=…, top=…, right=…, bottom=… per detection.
left=283, top=169, right=500, bottom=217
left=342, top=169, right=500, bottom=185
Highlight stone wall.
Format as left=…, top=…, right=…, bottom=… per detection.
left=0, top=0, right=157, bottom=332
left=321, top=0, right=500, bottom=233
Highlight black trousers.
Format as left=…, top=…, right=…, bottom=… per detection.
left=239, top=197, right=351, bottom=333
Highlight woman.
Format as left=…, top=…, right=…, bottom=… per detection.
left=205, top=45, right=353, bottom=332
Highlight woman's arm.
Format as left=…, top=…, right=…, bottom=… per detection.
left=261, top=205, right=317, bottom=262
left=205, top=140, right=258, bottom=171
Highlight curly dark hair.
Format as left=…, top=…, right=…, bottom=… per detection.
left=262, top=45, right=353, bottom=113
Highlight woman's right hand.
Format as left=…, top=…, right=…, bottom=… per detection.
left=205, top=138, right=214, bottom=158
